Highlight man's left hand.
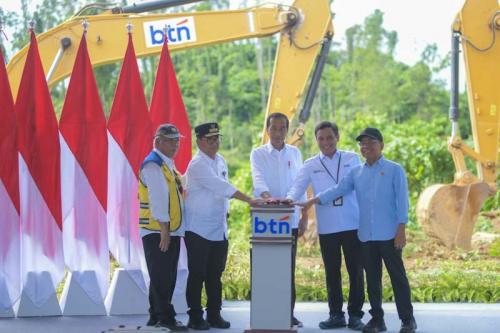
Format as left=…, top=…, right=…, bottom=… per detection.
left=159, top=227, right=171, bottom=252
left=394, top=224, right=406, bottom=249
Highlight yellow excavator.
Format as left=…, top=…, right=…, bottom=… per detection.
left=5, top=0, right=332, bottom=144
left=417, top=0, right=499, bottom=250
left=4, top=0, right=499, bottom=250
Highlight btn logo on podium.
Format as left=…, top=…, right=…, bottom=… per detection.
left=254, top=215, right=290, bottom=235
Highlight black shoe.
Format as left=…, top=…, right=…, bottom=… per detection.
left=319, top=314, right=346, bottom=329
left=292, top=316, right=303, bottom=328
left=157, top=320, right=188, bottom=332
left=207, top=314, right=231, bottom=329
left=187, top=318, right=210, bottom=330
left=399, top=317, right=417, bottom=333
left=348, top=317, right=365, bottom=331
left=146, top=317, right=158, bottom=326
left=362, top=317, right=386, bottom=333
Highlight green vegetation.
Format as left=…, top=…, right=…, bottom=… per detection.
left=2, top=0, right=498, bottom=303
left=224, top=165, right=500, bottom=303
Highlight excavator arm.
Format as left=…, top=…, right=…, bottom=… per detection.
left=417, top=0, right=500, bottom=250
left=6, top=0, right=333, bottom=145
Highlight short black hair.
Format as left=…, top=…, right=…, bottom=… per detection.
left=314, top=121, right=339, bottom=137
left=266, top=112, right=289, bottom=129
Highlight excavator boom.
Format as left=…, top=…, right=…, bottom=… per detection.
left=6, top=0, right=333, bottom=142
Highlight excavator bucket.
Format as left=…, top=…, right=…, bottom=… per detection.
left=416, top=182, right=491, bottom=250
left=417, top=0, right=500, bottom=251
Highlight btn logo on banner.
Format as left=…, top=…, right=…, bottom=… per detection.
left=143, top=17, right=197, bottom=48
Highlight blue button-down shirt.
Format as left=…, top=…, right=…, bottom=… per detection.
left=317, top=156, right=409, bottom=242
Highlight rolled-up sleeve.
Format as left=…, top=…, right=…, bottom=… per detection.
left=394, top=165, right=409, bottom=224
left=250, top=149, right=270, bottom=197
left=190, top=159, right=237, bottom=198
left=141, top=162, right=170, bottom=224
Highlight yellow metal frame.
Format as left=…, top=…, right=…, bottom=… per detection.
left=452, top=0, right=500, bottom=190
left=6, top=0, right=333, bottom=145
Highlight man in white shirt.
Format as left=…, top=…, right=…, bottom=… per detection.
left=185, top=122, right=260, bottom=330
left=250, top=112, right=308, bottom=327
left=138, top=124, right=187, bottom=331
left=288, top=121, right=365, bottom=331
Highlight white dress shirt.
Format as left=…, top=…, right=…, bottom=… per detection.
left=287, top=150, right=361, bottom=234
left=139, top=149, right=185, bottom=237
left=185, top=150, right=237, bottom=241
left=250, top=143, right=305, bottom=228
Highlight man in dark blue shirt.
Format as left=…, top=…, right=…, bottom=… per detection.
left=299, top=127, right=417, bottom=333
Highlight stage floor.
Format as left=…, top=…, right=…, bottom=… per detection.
left=1, top=301, right=499, bottom=333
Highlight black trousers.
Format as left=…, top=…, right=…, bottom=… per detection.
left=185, top=231, right=228, bottom=320
left=142, top=234, right=181, bottom=322
left=361, top=239, right=413, bottom=320
left=319, top=229, right=364, bottom=318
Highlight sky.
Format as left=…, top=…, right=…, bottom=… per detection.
left=0, top=0, right=465, bottom=74
left=329, top=0, right=463, bottom=65
left=231, top=0, right=465, bottom=66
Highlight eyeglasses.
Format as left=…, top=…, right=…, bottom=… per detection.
left=202, top=135, right=221, bottom=143
left=358, top=139, right=379, bottom=147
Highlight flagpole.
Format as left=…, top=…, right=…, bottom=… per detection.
left=126, top=22, right=133, bottom=266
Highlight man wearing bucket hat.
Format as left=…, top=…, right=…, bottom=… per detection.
left=138, top=123, right=187, bottom=331
left=298, top=127, right=417, bottom=333
left=184, top=122, right=262, bottom=330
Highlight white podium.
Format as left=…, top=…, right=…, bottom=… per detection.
left=246, top=204, right=296, bottom=333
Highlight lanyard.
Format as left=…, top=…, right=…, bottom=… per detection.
left=319, top=152, right=341, bottom=184
left=172, top=169, right=184, bottom=194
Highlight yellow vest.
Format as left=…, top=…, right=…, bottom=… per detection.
left=138, top=151, right=182, bottom=232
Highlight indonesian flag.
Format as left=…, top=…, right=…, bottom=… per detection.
left=15, top=30, right=64, bottom=307
left=0, top=46, right=20, bottom=311
left=107, top=32, right=152, bottom=291
left=150, top=36, right=191, bottom=174
left=59, top=32, right=109, bottom=304
left=149, top=34, right=191, bottom=309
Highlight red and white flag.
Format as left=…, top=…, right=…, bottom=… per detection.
left=107, top=32, right=152, bottom=291
left=150, top=36, right=191, bottom=174
left=15, top=30, right=64, bottom=307
left=59, top=32, right=109, bottom=303
left=149, top=34, right=191, bottom=309
left=0, top=46, right=21, bottom=311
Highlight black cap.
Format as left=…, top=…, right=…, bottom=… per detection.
left=356, top=127, right=383, bottom=142
left=195, top=122, right=221, bottom=137
left=155, top=123, right=183, bottom=139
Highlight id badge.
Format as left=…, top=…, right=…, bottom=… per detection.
left=333, top=196, right=343, bottom=206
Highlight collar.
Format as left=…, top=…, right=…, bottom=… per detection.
left=266, top=142, right=287, bottom=153
left=153, top=149, right=175, bottom=169
left=364, top=155, right=385, bottom=167
left=319, top=149, right=340, bottom=161
left=198, top=149, right=219, bottom=163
